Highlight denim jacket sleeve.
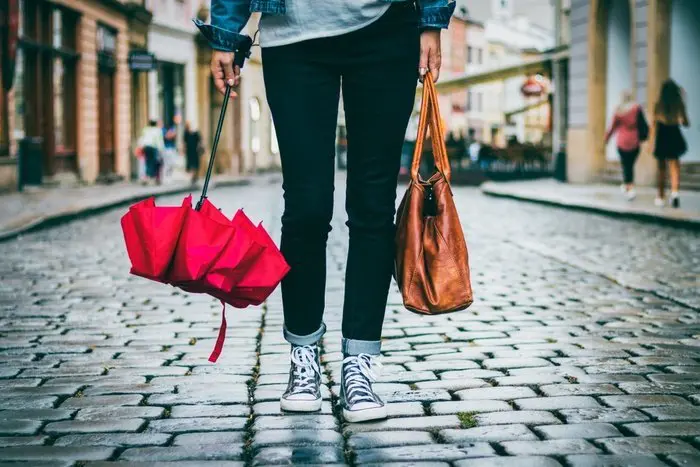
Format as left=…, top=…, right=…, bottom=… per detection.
left=194, top=0, right=252, bottom=52
left=419, top=0, right=456, bottom=29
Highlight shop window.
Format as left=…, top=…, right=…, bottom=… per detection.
left=14, top=0, right=78, bottom=174
left=157, top=61, right=185, bottom=133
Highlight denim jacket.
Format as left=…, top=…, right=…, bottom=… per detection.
left=195, top=0, right=456, bottom=53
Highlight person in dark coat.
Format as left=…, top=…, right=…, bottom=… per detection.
left=184, top=121, right=202, bottom=185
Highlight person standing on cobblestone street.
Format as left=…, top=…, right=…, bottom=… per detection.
left=184, top=121, right=203, bottom=186
left=162, top=117, right=180, bottom=180
left=605, top=90, right=645, bottom=201
left=137, top=120, right=165, bottom=185
left=200, top=0, right=453, bottom=423
left=653, top=79, right=690, bottom=208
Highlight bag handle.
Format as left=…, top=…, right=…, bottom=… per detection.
left=196, top=83, right=233, bottom=211
left=427, top=76, right=451, bottom=181
left=410, top=73, right=451, bottom=182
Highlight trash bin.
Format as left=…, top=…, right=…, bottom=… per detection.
left=553, top=149, right=567, bottom=182
left=17, top=137, right=43, bottom=191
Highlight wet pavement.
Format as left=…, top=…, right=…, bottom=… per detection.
left=0, top=174, right=698, bottom=466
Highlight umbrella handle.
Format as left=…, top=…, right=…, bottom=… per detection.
left=196, top=83, right=232, bottom=211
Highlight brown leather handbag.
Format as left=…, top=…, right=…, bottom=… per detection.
left=395, top=73, right=473, bottom=315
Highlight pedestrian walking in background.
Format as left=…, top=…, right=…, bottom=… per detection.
left=134, top=146, right=147, bottom=183
left=137, top=120, right=165, bottom=185
left=653, top=79, right=689, bottom=208
left=162, top=117, right=179, bottom=180
left=469, top=139, right=482, bottom=167
left=605, top=90, right=647, bottom=201
left=184, top=122, right=203, bottom=186
left=202, top=0, right=453, bottom=423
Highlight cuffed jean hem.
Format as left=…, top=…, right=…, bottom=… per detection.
left=283, top=322, right=326, bottom=346
left=342, top=337, right=381, bottom=356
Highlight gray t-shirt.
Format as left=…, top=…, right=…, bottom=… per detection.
left=259, top=0, right=391, bottom=48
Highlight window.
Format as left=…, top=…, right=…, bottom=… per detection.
left=467, top=46, right=473, bottom=64
left=501, top=0, right=508, bottom=7
left=477, top=93, right=483, bottom=112
left=467, top=91, right=472, bottom=111
left=478, top=48, right=483, bottom=65
left=14, top=0, right=79, bottom=173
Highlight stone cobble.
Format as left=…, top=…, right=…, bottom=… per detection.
left=0, top=176, right=698, bottom=465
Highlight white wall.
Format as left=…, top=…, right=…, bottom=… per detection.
left=604, top=0, right=632, bottom=161
left=670, top=0, right=700, bottom=162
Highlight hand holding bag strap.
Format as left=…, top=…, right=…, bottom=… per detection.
left=410, top=73, right=451, bottom=182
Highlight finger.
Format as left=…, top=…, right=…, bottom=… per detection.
left=222, top=56, right=235, bottom=90
left=233, top=65, right=242, bottom=89
left=429, top=49, right=441, bottom=82
left=419, top=47, right=429, bottom=83
left=211, top=62, right=225, bottom=95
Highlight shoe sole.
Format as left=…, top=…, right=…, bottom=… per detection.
left=343, top=405, right=388, bottom=423
left=280, top=397, right=322, bottom=412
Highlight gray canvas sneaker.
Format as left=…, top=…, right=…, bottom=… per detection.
left=340, top=353, right=387, bottom=423
left=280, top=344, right=322, bottom=412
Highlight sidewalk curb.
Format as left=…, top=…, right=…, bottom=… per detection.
left=482, top=185, right=700, bottom=231
left=0, top=178, right=251, bottom=243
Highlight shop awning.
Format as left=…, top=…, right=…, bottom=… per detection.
left=424, top=47, right=569, bottom=95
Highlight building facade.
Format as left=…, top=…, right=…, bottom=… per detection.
left=0, top=0, right=280, bottom=192
left=146, top=0, right=198, bottom=152
left=567, top=0, right=700, bottom=185
left=0, top=0, right=143, bottom=190
left=464, top=16, right=488, bottom=142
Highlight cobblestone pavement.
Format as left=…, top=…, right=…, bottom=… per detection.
left=0, top=174, right=699, bottom=467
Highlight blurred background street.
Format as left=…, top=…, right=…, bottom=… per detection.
left=1, top=0, right=700, bottom=465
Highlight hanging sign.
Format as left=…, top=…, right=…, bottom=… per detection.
left=521, top=74, right=547, bottom=98
left=128, top=50, right=157, bottom=71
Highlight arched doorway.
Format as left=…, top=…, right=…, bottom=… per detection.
left=670, top=0, right=700, bottom=162
left=604, top=0, right=634, bottom=162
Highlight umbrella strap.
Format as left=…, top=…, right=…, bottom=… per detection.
left=197, top=84, right=233, bottom=211
left=208, top=301, right=228, bottom=363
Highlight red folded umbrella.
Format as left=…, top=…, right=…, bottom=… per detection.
left=229, top=214, right=290, bottom=305
left=121, top=197, right=189, bottom=282
left=121, top=83, right=290, bottom=363
left=167, top=197, right=237, bottom=284
left=194, top=203, right=267, bottom=293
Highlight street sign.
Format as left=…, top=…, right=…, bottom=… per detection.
left=128, top=51, right=157, bottom=71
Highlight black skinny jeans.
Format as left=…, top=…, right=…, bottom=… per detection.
left=617, top=147, right=639, bottom=184
left=262, top=3, right=420, bottom=345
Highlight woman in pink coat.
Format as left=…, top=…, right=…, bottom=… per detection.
left=605, top=90, right=647, bottom=200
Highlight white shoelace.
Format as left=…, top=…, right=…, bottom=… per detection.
left=343, top=354, right=383, bottom=405
left=290, top=345, right=320, bottom=394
